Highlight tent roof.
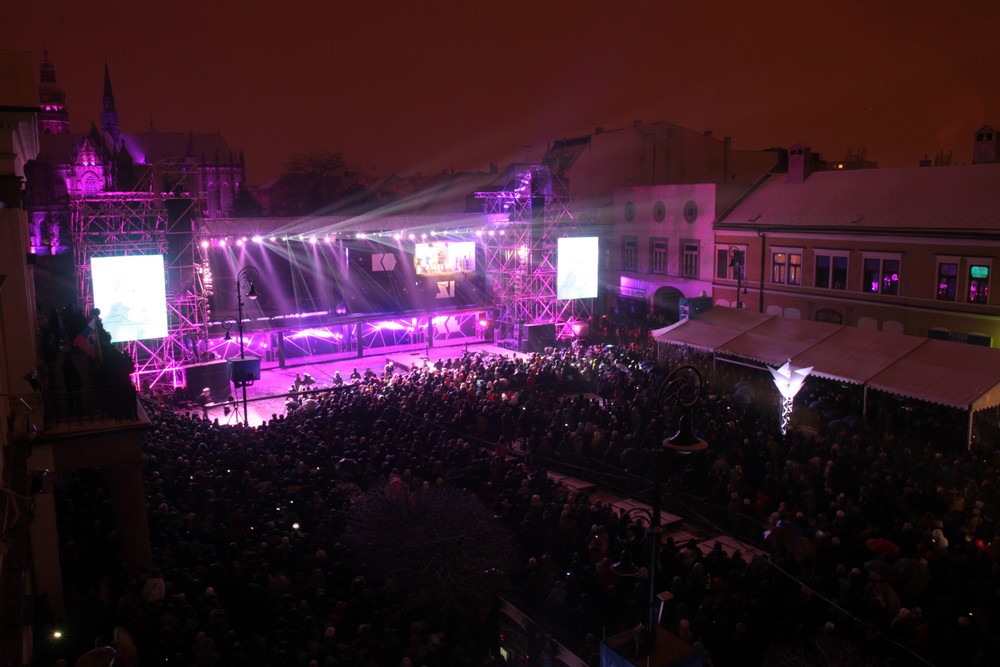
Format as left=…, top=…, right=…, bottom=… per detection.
left=867, top=339, right=1000, bottom=411
left=716, top=317, right=842, bottom=367
left=655, top=308, right=1000, bottom=412
left=652, top=308, right=772, bottom=351
left=789, top=326, right=927, bottom=385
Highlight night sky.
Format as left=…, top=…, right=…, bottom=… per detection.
left=5, top=1, right=1000, bottom=185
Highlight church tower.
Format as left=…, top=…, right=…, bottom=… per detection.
left=101, top=63, right=120, bottom=144
left=38, top=52, right=70, bottom=134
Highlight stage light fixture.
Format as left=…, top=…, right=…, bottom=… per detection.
left=252, top=235, right=263, bottom=243
left=476, top=230, right=483, bottom=236
left=309, top=236, right=318, bottom=244
left=200, top=239, right=210, bottom=249
left=219, top=238, right=227, bottom=247
left=408, top=233, right=415, bottom=240
left=421, top=233, right=427, bottom=240
left=236, top=238, right=244, bottom=247
left=394, top=232, right=402, bottom=240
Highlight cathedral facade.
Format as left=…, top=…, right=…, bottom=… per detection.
left=26, top=56, right=248, bottom=256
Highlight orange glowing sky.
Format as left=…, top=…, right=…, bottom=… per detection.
left=4, top=1, right=1000, bottom=185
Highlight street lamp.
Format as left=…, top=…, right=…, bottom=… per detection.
left=729, top=246, right=746, bottom=310
left=645, top=365, right=708, bottom=650
left=234, top=266, right=259, bottom=425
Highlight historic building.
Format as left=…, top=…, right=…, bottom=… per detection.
left=714, top=134, right=1000, bottom=346
left=25, top=56, right=247, bottom=258
left=536, top=121, right=778, bottom=324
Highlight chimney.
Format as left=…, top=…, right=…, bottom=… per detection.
left=787, top=143, right=811, bottom=183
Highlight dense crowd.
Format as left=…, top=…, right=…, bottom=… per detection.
left=46, top=339, right=1000, bottom=666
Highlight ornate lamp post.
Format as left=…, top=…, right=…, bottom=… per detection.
left=615, top=365, right=709, bottom=653
left=729, top=246, right=746, bottom=310
left=234, top=266, right=259, bottom=425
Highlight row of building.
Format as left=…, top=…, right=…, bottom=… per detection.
left=22, top=53, right=1000, bottom=347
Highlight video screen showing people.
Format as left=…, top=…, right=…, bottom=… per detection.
left=414, top=241, right=475, bottom=275
left=557, top=236, right=599, bottom=300
left=91, top=254, right=170, bottom=342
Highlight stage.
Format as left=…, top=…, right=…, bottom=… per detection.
left=195, top=341, right=531, bottom=427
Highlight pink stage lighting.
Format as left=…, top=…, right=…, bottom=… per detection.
left=200, top=240, right=210, bottom=249
left=252, top=235, right=264, bottom=244
left=236, top=238, right=245, bottom=247
left=218, top=238, right=227, bottom=247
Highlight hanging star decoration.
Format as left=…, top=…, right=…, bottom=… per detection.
left=769, top=360, right=813, bottom=399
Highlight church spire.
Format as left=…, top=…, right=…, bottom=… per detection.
left=38, top=52, right=70, bottom=134
left=101, top=61, right=120, bottom=144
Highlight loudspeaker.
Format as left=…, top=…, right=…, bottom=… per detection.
left=227, top=355, right=262, bottom=383
left=522, top=323, right=556, bottom=353
left=185, top=360, right=230, bottom=401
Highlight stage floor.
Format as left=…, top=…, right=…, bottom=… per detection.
left=199, top=341, right=531, bottom=427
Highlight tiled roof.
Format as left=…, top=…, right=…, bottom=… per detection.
left=720, top=163, right=1000, bottom=230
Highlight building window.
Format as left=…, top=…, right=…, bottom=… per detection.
left=681, top=241, right=699, bottom=278
left=862, top=257, right=900, bottom=295
left=771, top=250, right=802, bottom=285
left=82, top=174, right=100, bottom=196
left=815, top=252, right=848, bottom=290
left=622, top=236, right=638, bottom=271
left=650, top=238, right=668, bottom=274
left=968, top=264, right=990, bottom=304
left=936, top=262, right=958, bottom=301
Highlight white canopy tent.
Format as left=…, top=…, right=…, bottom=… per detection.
left=654, top=308, right=1000, bottom=447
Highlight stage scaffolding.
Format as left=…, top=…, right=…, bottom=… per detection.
left=71, top=169, right=207, bottom=388
left=476, top=165, right=591, bottom=346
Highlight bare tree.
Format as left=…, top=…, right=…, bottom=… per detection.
left=268, top=151, right=368, bottom=216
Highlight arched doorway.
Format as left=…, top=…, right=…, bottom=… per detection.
left=653, top=286, right=684, bottom=325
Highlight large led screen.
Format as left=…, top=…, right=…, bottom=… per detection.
left=414, top=241, right=476, bottom=275
left=557, top=236, right=599, bottom=300
left=91, top=255, right=169, bottom=342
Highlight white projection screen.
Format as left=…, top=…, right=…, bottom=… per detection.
left=557, top=236, right=599, bottom=300
left=91, top=255, right=169, bottom=342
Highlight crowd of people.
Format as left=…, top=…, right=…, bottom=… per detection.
left=46, top=337, right=1000, bottom=666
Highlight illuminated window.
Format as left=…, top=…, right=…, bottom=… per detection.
left=936, top=262, right=958, bottom=301
left=862, top=256, right=900, bottom=295
left=717, top=246, right=747, bottom=280
left=622, top=236, right=638, bottom=271
left=771, top=249, right=802, bottom=285
left=82, top=174, right=100, bottom=196
left=968, top=264, right=990, bottom=304
left=815, top=252, right=848, bottom=290
left=650, top=238, right=668, bottom=274
left=681, top=241, right=699, bottom=278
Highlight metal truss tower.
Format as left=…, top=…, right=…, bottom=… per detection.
left=476, top=165, right=592, bottom=346
left=71, top=173, right=206, bottom=389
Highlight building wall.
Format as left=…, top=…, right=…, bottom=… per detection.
left=713, top=228, right=1000, bottom=344
left=606, top=183, right=717, bottom=320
